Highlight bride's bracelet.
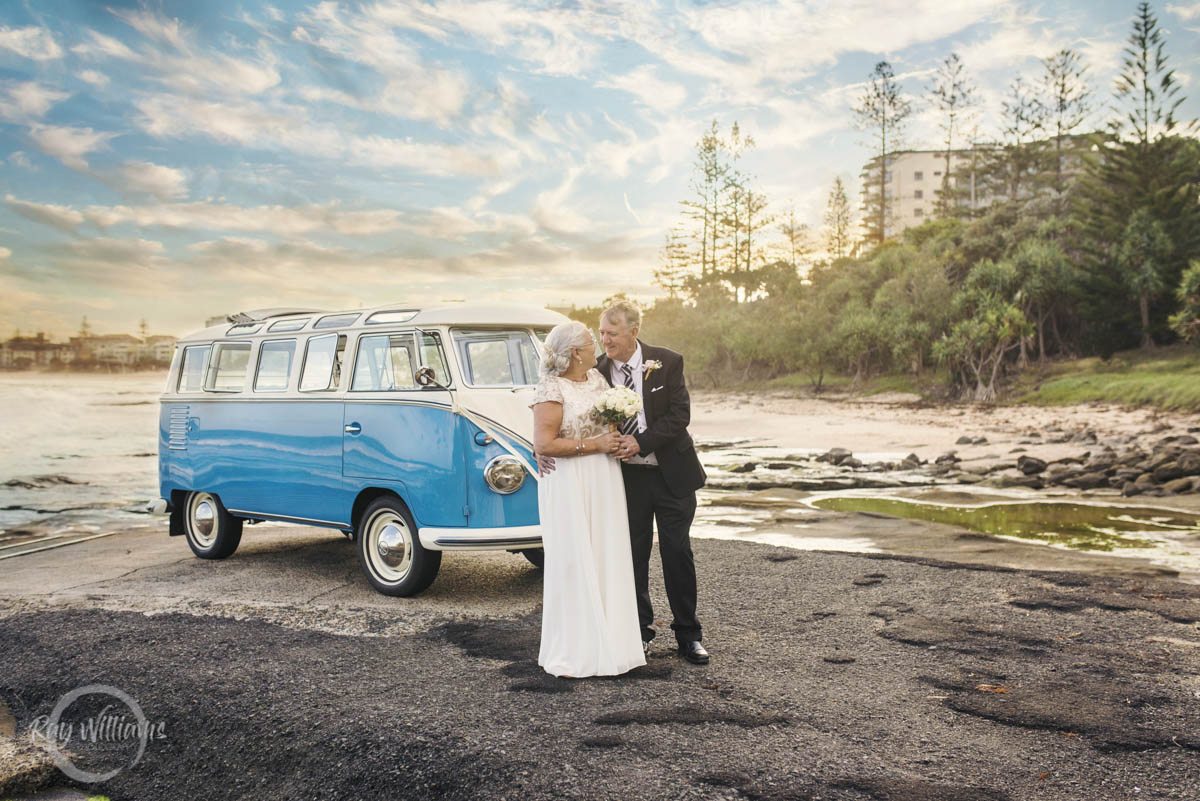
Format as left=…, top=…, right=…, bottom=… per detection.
left=576, top=439, right=584, bottom=454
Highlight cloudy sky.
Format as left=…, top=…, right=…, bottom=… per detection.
left=2, top=0, right=1199, bottom=339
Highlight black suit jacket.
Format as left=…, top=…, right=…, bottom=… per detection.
left=596, top=341, right=707, bottom=497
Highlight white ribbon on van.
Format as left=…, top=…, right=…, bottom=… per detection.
left=450, top=396, right=540, bottom=483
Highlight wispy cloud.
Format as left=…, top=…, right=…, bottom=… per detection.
left=77, top=69, right=110, bottom=87
left=1, top=81, right=69, bottom=120
left=110, top=162, right=188, bottom=200
left=1166, top=3, right=1200, bottom=22
left=73, top=10, right=280, bottom=97
left=5, top=195, right=86, bottom=232
left=599, top=65, right=688, bottom=110
left=28, top=124, right=116, bottom=170
left=0, top=26, right=62, bottom=60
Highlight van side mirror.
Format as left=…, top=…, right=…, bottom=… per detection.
left=415, top=366, right=445, bottom=388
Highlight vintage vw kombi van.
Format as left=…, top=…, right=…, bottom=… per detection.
left=157, top=303, right=566, bottom=596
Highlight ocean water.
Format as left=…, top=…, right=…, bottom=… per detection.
left=0, top=372, right=166, bottom=547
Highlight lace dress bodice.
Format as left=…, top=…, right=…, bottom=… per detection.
left=531, top=369, right=610, bottom=440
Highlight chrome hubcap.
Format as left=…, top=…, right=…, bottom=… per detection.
left=368, top=512, right=412, bottom=582
left=189, top=493, right=217, bottom=547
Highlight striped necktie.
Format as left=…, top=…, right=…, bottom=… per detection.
left=620, top=364, right=639, bottom=435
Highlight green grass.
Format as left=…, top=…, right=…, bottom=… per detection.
left=757, top=345, right=1200, bottom=411
left=763, top=369, right=945, bottom=397
left=1009, top=344, right=1200, bottom=411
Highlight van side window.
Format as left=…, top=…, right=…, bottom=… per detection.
left=254, top=340, right=296, bottom=392
left=419, top=332, right=451, bottom=386
left=205, top=343, right=251, bottom=392
left=314, top=313, right=359, bottom=329
left=352, top=334, right=418, bottom=391
left=452, top=330, right=539, bottom=386
left=299, top=334, right=345, bottom=392
left=465, top=340, right=513, bottom=385
left=177, top=345, right=211, bottom=392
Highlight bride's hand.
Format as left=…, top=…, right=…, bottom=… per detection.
left=591, top=431, right=619, bottom=454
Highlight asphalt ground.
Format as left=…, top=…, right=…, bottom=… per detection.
left=1, top=525, right=1199, bottom=800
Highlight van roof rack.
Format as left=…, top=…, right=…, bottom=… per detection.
left=226, top=308, right=325, bottom=324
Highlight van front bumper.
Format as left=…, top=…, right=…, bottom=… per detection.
left=418, top=525, right=541, bottom=551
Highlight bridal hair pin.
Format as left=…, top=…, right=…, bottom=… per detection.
left=643, top=359, right=662, bottom=377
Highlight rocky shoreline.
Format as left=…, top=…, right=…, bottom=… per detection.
left=703, top=424, right=1200, bottom=498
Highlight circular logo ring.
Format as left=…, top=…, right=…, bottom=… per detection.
left=44, top=683, right=149, bottom=783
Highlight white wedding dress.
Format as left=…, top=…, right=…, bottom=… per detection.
left=532, top=369, right=646, bottom=678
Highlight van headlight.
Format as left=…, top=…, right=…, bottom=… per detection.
left=484, top=455, right=526, bottom=494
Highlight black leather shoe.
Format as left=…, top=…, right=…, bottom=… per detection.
left=679, top=640, right=709, bottom=665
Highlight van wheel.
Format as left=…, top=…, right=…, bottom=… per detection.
left=521, top=548, right=545, bottom=568
left=184, top=491, right=243, bottom=559
left=358, top=497, right=440, bottom=597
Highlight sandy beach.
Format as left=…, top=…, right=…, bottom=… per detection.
left=690, top=389, right=1200, bottom=463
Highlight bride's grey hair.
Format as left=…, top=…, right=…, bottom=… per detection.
left=541, top=321, right=593, bottom=377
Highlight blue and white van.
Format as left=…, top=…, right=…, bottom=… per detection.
left=157, top=303, right=566, bottom=596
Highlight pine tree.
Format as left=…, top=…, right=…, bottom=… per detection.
left=928, top=53, right=978, bottom=215
left=1040, top=48, right=1092, bottom=192
left=854, top=61, right=912, bottom=244
left=996, top=77, right=1046, bottom=202
left=1077, top=1, right=1200, bottom=351
left=823, top=178, right=853, bottom=260
left=777, top=205, right=810, bottom=272
left=654, top=228, right=692, bottom=299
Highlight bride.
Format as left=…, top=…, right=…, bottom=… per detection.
left=530, top=321, right=646, bottom=678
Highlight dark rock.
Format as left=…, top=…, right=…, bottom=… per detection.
left=955, top=435, right=974, bottom=445
left=727, top=462, right=757, bottom=474
left=817, top=447, right=853, bottom=465
left=1063, top=472, right=1107, bottom=490
left=763, top=462, right=796, bottom=470
left=1016, top=455, right=1047, bottom=475
left=971, top=436, right=988, bottom=445
left=842, top=457, right=863, bottom=469
left=992, top=472, right=1044, bottom=489
left=1162, top=477, right=1196, bottom=494
left=935, top=451, right=960, bottom=464
left=823, top=655, right=856, bottom=664
left=1179, top=450, right=1200, bottom=475
left=1115, top=450, right=1147, bottom=466
left=1121, top=481, right=1142, bottom=497
left=1152, top=461, right=1186, bottom=483
left=1156, top=434, right=1199, bottom=447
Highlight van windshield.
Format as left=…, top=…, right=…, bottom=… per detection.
left=452, top=329, right=541, bottom=387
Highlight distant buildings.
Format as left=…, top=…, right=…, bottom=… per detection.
left=858, top=135, right=1093, bottom=239
left=0, top=332, right=176, bottom=370
left=859, top=147, right=992, bottom=239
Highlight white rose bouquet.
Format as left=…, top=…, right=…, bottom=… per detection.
left=591, top=386, right=642, bottom=429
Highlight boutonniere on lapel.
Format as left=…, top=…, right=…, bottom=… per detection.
left=642, top=359, right=662, bottom=378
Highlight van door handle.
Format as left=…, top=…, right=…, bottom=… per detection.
left=344, top=423, right=362, bottom=435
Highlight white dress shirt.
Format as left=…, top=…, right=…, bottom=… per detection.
left=609, top=343, right=658, bottom=466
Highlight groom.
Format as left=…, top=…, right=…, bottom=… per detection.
left=597, top=300, right=709, bottom=665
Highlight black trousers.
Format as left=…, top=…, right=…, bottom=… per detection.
left=621, top=463, right=701, bottom=645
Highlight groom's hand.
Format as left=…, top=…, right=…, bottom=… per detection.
left=536, top=453, right=556, bottom=475
left=615, top=434, right=640, bottom=460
